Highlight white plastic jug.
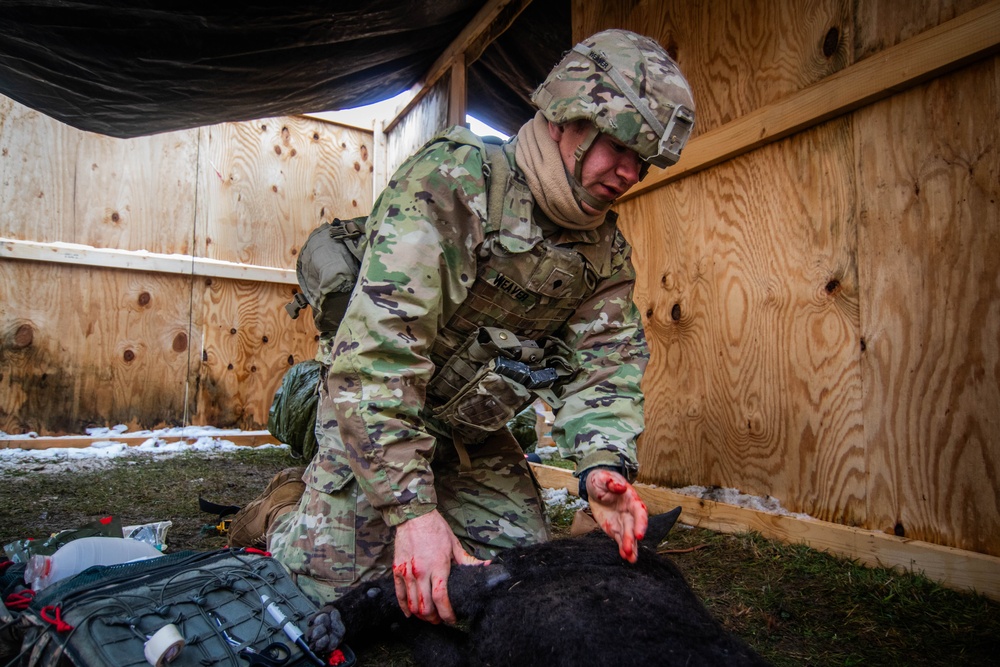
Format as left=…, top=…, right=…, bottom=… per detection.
left=25, top=536, right=164, bottom=591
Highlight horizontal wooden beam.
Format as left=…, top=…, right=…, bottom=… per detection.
left=531, top=464, right=1000, bottom=602
left=1, top=237, right=296, bottom=285
left=0, top=430, right=281, bottom=451
left=383, top=0, right=532, bottom=134
left=622, top=0, right=1000, bottom=201
left=298, top=111, right=377, bottom=133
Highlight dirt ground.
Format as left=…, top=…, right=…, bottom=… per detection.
left=2, top=446, right=998, bottom=666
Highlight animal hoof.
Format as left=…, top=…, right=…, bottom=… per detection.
left=306, top=604, right=346, bottom=655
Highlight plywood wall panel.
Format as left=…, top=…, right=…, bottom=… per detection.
left=190, top=277, right=318, bottom=430
left=191, top=115, right=369, bottom=430
left=856, top=58, right=1000, bottom=555
left=572, top=0, right=853, bottom=136
left=0, top=98, right=80, bottom=242
left=1, top=96, right=201, bottom=253
left=197, top=116, right=373, bottom=270
left=2, top=94, right=368, bottom=435
left=621, top=170, right=717, bottom=486
left=73, top=130, right=200, bottom=254
left=0, top=262, right=193, bottom=434
left=619, top=118, right=865, bottom=524
left=581, top=0, right=1000, bottom=556
left=854, top=0, right=990, bottom=60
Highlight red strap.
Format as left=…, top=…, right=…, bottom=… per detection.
left=244, top=547, right=272, bottom=557
left=0, top=560, right=14, bottom=573
left=40, top=605, right=74, bottom=632
left=4, top=589, right=35, bottom=611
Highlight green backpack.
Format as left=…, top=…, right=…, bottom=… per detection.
left=284, top=216, right=367, bottom=334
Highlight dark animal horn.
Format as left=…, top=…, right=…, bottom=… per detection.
left=644, top=506, right=683, bottom=547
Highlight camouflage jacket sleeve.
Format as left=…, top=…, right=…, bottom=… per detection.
left=553, top=231, right=649, bottom=481
left=325, top=136, right=488, bottom=527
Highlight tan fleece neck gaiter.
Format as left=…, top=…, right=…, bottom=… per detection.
left=514, top=112, right=607, bottom=231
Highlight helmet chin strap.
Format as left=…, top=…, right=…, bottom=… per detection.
left=569, top=124, right=614, bottom=213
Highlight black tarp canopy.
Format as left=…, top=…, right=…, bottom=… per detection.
left=0, top=0, right=570, bottom=138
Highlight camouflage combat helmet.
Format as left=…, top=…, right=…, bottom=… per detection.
left=532, top=29, right=695, bottom=184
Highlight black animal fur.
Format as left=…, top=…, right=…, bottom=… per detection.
left=316, top=508, right=771, bottom=667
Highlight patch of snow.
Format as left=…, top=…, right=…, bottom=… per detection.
left=1, top=425, right=289, bottom=475
left=672, top=485, right=813, bottom=520
left=85, top=424, right=129, bottom=437
left=541, top=486, right=588, bottom=513
left=533, top=446, right=559, bottom=461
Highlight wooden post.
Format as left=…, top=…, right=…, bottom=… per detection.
left=448, top=60, right=468, bottom=128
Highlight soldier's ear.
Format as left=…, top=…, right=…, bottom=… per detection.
left=547, top=121, right=564, bottom=143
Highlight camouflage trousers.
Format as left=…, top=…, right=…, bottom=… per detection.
left=267, top=429, right=551, bottom=606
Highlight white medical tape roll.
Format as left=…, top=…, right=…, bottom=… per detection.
left=144, top=623, right=185, bottom=667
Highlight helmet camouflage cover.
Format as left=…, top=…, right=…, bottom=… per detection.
left=532, top=29, right=696, bottom=169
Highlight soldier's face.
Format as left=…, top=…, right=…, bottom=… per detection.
left=549, top=121, right=643, bottom=213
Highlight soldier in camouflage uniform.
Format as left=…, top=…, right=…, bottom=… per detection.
left=269, top=29, right=696, bottom=623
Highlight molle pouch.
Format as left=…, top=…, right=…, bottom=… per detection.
left=431, top=365, right=534, bottom=444
left=427, top=327, right=529, bottom=401
left=428, top=327, right=578, bottom=441
left=539, top=336, right=576, bottom=378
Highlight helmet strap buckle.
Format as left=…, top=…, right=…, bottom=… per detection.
left=569, top=124, right=613, bottom=213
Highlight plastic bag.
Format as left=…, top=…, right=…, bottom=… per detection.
left=2, top=516, right=123, bottom=563
left=122, top=520, right=173, bottom=552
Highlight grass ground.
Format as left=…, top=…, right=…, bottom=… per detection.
left=2, top=446, right=998, bottom=666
